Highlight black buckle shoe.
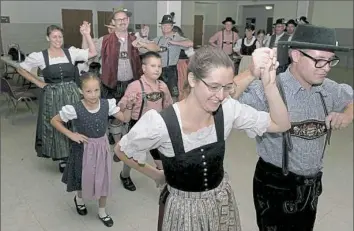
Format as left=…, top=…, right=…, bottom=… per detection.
left=120, top=173, right=136, bottom=191
left=113, top=154, right=121, bottom=163
left=59, top=162, right=66, bottom=173
left=98, top=214, right=114, bottom=227
left=74, top=196, right=88, bottom=216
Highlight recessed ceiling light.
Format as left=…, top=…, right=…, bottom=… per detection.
left=265, top=6, right=273, bottom=10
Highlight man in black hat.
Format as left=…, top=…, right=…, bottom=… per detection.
left=233, top=24, right=353, bottom=230
left=265, top=18, right=292, bottom=74
left=266, top=18, right=289, bottom=48
left=152, top=13, right=193, bottom=101
left=209, top=17, right=239, bottom=56
left=286, top=19, right=298, bottom=40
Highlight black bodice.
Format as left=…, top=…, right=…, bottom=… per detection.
left=41, top=49, right=79, bottom=84
left=240, top=38, right=257, bottom=56
left=159, top=105, right=225, bottom=192
left=73, top=99, right=109, bottom=138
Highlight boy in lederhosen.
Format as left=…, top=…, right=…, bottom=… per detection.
left=234, top=24, right=353, bottom=230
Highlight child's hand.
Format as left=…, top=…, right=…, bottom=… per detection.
left=69, top=132, right=89, bottom=144
left=158, top=81, right=168, bottom=93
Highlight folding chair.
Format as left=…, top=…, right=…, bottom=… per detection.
left=1, top=77, right=36, bottom=124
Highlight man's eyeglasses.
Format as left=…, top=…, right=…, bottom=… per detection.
left=299, top=50, right=340, bottom=68
left=114, top=17, right=128, bottom=23
left=197, top=77, right=235, bottom=93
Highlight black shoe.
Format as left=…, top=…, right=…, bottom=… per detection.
left=59, top=162, right=66, bottom=173
left=120, top=172, right=136, bottom=191
left=113, top=154, right=121, bottom=162
left=108, top=133, right=115, bottom=145
left=74, top=196, right=88, bottom=216
left=98, top=214, right=114, bottom=227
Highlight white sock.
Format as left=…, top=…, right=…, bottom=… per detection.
left=75, top=193, right=85, bottom=206
left=98, top=207, right=108, bottom=218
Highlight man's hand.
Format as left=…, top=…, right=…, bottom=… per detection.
left=325, top=112, right=353, bottom=130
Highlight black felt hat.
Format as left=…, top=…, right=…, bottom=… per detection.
left=159, top=14, right=175, bottom=24
left=278, top=24, right=352, bottom=52
left=222, top=17, right=235, bottom=25
left=286, top=19, right=297, bottom=27
left=275, top=18, right=286, bottom=25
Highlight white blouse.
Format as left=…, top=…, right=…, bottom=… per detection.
left=59, top=99, right=119, bottom=123
left=20, top=47, right=89, bottom=72
left=119, top=97, right=271, bottom=164
left=233, top=36, right=261, bottom=53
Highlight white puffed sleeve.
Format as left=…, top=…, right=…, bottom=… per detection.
left=68, top=47, right=89, bottom=63
left=59, top=105, right=78, bottom=122
left=119, top=109, right=168, bottom=164
left=230, top=98, right=271, bottom=138
left=107, top=98, right=120, bottom=116
left=19, top=52, right=44, bottom=71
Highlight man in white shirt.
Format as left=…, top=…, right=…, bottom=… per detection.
left=266, top=18, right=289, bottom=48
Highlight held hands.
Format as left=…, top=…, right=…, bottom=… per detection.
left=154, top=169, right=166, bottom=188
left=80, top=21, right=91, bottom=36
left=250, top=47, right=279, bottom=80
left=158, top=81, right=167, bottom=94
left=325, top=112, right=353, bottom=130
left=69, top=132, right=88, bottom=144
left=141, top=25, right=149, bottom=37
left=126, top=93, right=138, bottom=109
left=132, top=39, right=144, bottom=48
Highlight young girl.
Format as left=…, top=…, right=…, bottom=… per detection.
left=50, top=73, right=136, bottom=227
left=115, top=51, right=173, bottom=192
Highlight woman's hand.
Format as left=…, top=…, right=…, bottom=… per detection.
left=154, top=169, right=166, bottom=188
left=80, top=21, right=91, bottom=35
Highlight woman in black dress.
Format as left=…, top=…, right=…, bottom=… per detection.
left=17, top=22, right=97, bottom=172
left=114, top=46, right=290, bottom=230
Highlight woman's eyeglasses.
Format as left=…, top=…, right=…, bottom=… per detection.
left=197, top=77, right=235, bottom=93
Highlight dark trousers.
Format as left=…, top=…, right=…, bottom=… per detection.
left=253, top=158, right=323, bottom=231
left=160, top=65, right=178, bottom=98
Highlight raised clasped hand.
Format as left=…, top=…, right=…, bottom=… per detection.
left=251, top=47, right=279, bottom=87
left=80, top=21, right=91, bottom=35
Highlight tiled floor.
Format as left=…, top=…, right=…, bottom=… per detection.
left=1, top=68, right=353, bottom=231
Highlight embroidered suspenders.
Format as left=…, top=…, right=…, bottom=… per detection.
left=137, top=79, right=165, bottom=120
left=276, top=78, right=332, bottom=176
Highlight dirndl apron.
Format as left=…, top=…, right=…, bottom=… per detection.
left=35, top=49, right=80, bottom=160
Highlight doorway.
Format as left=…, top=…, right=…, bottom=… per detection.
left=241, top=5, right=274, bottom=34
left=61, top=9, right=93, bottom=48
left=97, top=11, right=113, bottom=38
left=193, top=15, right=204, bottom=48
left=266, top=17, right=274, bottom=35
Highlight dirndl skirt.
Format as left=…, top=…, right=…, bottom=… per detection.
left=160, top=173, right=242, bottom=231
left=35, top=81, right=81, bottom=160
left=62, top=135, right=112, bottom=200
